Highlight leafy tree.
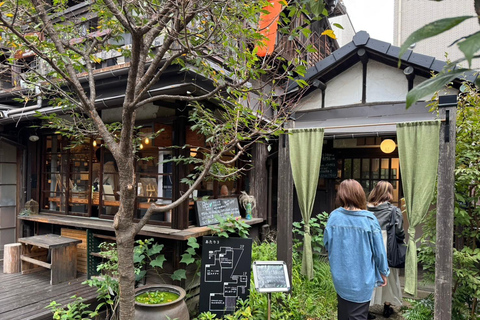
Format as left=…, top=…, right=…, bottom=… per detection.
left=0, top=0, right=327, bottom=317
left=398, top=0, right=480, bottom=107
left=417, top=83, right=480, bottom=319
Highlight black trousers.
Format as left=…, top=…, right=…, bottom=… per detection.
left=337, top=295, right=370, bottom=320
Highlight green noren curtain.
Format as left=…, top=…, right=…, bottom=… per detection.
left=289, top=128, right=324, bottom=280
left=397, top=120, right=440, bottom=296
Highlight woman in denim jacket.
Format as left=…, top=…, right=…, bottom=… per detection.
left=324, top=179, right=390, bottom=320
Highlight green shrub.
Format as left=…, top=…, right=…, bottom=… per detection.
left=195, top=240, right=337, bottom=319
left=402, top=294, right=434, bottom=320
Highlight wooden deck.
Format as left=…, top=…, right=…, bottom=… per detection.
left=0, top=266, right=98, bottom=320
left=19, top=214, right=263, bottom=240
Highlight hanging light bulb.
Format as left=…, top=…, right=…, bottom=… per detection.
left=139, top=143, right=144, bottom=150
left=93, top=139, right=97, bottom=147
left=144, top=137, right=150, bottom=145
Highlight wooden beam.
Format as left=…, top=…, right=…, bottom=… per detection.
left=172, top=105, right=190, bottom=230
left=435, top=96, right=457, bottom=320
left=21, top=255, right=52, bottom=269
left=250, top=143, right=268, bottom=220
left=276, top=133, right=293, bottom=281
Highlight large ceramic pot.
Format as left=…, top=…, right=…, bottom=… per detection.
left=134, top=284, right=189, bottom=320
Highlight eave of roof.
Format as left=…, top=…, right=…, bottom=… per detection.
left=287, top=30, right=476, bottom=93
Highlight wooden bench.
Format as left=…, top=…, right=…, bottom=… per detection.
left=18, top=234, right=82, bottom=285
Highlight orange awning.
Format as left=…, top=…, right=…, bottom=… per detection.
left=256, top=0, right=283, bottom=57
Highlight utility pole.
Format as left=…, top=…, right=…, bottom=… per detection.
left=435, top=95, right=457, bottom=320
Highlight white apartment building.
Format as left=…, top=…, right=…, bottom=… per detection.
left=394, top=0, right=480, bottom=68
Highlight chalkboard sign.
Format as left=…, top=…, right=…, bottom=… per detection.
left=199, top=236, right=252, bottom=317
left=320, top=152, right=337, bottom=179
left=195, top=198, right=241, bottom=227
left=252, top=261, right=291, bottom=293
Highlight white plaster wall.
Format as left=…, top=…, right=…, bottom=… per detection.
left=329, top=14, right=356, bottom=47
left=296, top=89, right=323, bottom=111
left=324, top=63, right=363, bottom=108
left=296, top=59, right=458, bottom=113
left=366, top=60, right=408, bottom=103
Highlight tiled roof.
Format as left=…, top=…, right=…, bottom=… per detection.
left=287, top=30, right=476, bottom=93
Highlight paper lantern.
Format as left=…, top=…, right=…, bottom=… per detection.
left=380, top=139, right=396, bottom=154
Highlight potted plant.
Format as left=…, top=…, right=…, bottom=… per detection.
left=239, top=191, right=256, bottom=220
left=134, top=284, right=189, bottom=320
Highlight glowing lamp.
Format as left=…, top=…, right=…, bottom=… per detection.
left=380, top=139, right=396, bottom=154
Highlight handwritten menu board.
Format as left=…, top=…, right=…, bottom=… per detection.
left=195, top=198, right=241, bottom=227
left=252, top=261, right=291, bottom=293
left=320, top=152, right=337, bottom=179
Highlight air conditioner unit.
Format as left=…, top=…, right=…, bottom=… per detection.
left=117, top=56, right=125, bottom=64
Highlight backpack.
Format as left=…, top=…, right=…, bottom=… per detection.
left=386, top=207, right=406, bottom=268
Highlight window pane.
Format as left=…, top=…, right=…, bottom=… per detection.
left=380, top=159, right=389, bottom=179
left=0, top=142, right=16, bottom=162
left=0, top=207, right=16, bottom=228
left=362, top=159, right=370, bottom=179
left=0, top=163, right=16, bottom=184
left=353, top=159, right=361, bottom=179
left=0, top=185, right=16, bottom=206
left=361, top=180, right=370, bottom=195
left=344, top=159, right=352, bottom=179
left=44, top=191, right=65, bottom=212
left=337, top=159, right=343, bottom=179
left=372, top=159, right=380, bottom=179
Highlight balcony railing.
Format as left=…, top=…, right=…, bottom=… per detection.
left=276, top=31, right=332, bottom=68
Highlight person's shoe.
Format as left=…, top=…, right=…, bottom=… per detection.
left=383, top=302, right=394, bottom=318
left=367, top=312, right=376, bottom=319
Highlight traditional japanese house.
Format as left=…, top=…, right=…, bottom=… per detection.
left=281, top=30, right=474, bottom=226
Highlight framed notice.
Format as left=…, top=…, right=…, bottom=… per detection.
left=252, top=261, right=291, bottom=293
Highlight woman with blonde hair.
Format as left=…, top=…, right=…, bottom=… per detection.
left=324, top=179, right=389, bottom=320
left=367, top=181, right=405, bottom=318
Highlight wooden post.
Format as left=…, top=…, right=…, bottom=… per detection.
left=3, top=243, right=22, bottom=273
left=250, top=143, right=268, bottom=220
left=172, top=105, right=189, bottom=230
left=277, top=133, right=293, bottom=281
left=435, top=95, right=457, bottom=320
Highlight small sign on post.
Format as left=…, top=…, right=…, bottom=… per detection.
left=252, top=261, right=290, bottom=320
left=252, top=261, right=291, bottom=293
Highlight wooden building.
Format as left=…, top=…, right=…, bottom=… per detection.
left=0, top=0, right=341, bottom=289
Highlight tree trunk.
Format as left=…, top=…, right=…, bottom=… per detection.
left=116, top=228, right=136, bottom=320
left=114, top=146, right=138, bottom=320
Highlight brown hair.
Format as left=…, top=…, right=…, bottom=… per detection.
left=335, top=179, right=367, bottom=210
left=367, top=181, right=394, bottom=206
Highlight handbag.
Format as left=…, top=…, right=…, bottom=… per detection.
left=386, top=206, right=407, bottom=268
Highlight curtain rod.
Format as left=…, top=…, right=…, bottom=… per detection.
left=292, top=119, right=445, bottom=131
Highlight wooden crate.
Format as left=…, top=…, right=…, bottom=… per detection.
left=61, top=228, right=87, bottom=274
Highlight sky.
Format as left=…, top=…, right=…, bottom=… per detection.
left=342, top=0, right=394, bottom=43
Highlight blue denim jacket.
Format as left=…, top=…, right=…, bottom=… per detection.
left=324, top=207, right=390, bottom=303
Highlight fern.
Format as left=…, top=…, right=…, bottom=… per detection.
left=402, top=294, right=434, bottom=320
